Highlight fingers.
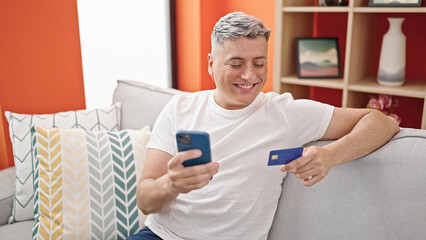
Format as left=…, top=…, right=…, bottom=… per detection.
left=168, top=163, right=218, bottom=183
left=168, top=165, right=219, bottom=193
left=169, top=172, right=215, bottom=193
left=294, top=167, right=316, bottom=180
left=167, top=149, right=219, bottom=194
left=168, top=151, right=218, bottom=178
left=280, top=147, right=314, bottom=173
left=280, top=146, right=331, bottom=187
left=302, top=174, right=322, bottom=187
left=168, top=149, right=202, bottom=169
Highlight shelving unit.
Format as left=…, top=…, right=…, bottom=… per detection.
left=273, top=0, right=426, bottom=129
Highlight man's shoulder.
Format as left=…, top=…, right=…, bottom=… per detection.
left=262, top=91, right=294, bottom=104
left=173, top=90, right=212, bottom=101
left=168, top=90, right=213, bottom=108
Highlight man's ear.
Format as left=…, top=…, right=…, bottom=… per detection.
left=207, top=53, right=214, bottom=77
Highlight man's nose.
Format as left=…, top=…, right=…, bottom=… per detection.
left=241, top=66, right=256, bottom=82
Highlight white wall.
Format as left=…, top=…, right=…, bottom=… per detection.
left=77, top=0, right=172, bottom=109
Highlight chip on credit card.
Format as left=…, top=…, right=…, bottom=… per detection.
left=267, top=147, right=304, bottom=166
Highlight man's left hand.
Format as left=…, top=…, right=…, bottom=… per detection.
left=280, top=146, right=334, bottom=187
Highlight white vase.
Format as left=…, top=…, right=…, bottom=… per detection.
left=377, top=17, right=406, bottom=87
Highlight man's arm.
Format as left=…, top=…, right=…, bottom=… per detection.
left=282, top=107, right=400, bottom=187
left=136, top=148, right=219, bottom=215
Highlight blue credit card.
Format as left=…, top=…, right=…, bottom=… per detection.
left=268, top=147, right=304, bottom=166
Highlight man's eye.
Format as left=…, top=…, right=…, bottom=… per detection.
left=230, top=64, right=242, bottom=68
left=254, top=63, right=264, bottom=67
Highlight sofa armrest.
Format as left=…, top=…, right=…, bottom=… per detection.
left=269, top=128, right=426, bottom=240
left=0, top=166, right=15, bottom=226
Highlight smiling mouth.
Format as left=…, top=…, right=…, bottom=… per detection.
left=234, top=83, right=258, bottom=89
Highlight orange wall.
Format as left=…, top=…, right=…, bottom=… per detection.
left=175, top=0, right=275, bottom=92
left=175, top=0, right=203, bottom=91
left=0, top=0, right=85, bottom=169
left=0, top=0, right=275, bottom=169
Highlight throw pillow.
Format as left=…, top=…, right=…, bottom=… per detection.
left=5, top=103, right=122, bottom=223
left=31, top=126, right=150, bottom=240
left=112, top=79, right=182, bottom=130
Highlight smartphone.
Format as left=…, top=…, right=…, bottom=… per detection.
left=176, top=131, right=212, bottom=167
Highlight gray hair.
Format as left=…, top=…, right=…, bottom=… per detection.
left=211, top=12, right=271, bottom=49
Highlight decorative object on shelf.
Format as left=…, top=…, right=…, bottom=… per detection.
left=296, top=38, right=341, bottom=79
left=318, top=0, right=349, bottom=6
left=369, top=0, right=423, bottom=7
left=377, top=17, right=406, bottom=86
left=367, top=94, right=401, bottom=125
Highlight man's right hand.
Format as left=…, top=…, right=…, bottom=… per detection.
left=136, top=148, right=219, bottom=215
left=167, top=149, right=219, bottom=194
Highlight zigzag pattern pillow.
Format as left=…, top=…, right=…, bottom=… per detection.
left=31, top=126, right=150, bottom=240
left=5, top=103, right=121, bottom=223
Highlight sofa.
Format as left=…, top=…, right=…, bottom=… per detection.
left=0, top=79, right=425, bottom=240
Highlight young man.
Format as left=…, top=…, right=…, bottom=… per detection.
left=129, top=12, right=399, bottom=240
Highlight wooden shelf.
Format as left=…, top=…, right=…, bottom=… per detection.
left=281, top=76, right=344, bottom=89
left=274, top=0, right=426, bottom=129
left=348, top=78, right=426, bottom=99
left=282, top=6, right=350, bottom=12
left=354, top=7, right=426, bottom=13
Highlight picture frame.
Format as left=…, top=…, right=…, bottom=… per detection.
left=296, top=38, right=341, bottom=79
left=368, top=0, right=423, bottom=7
left=318, top=0, right=349, bottom=6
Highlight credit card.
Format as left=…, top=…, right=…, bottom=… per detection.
left=267, top=147, right=304, bottom=166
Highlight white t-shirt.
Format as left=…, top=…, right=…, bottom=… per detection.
left=145, top=90, right=334, bottom=240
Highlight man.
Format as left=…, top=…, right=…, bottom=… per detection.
left=129, top=12, right=399, bottom=240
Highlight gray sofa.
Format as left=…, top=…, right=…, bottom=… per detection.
left=1, top=79, right=425, bottom=240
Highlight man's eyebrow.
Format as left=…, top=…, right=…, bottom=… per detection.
left=227, top=57, right=244, bottom=61
left=226, top=56, right=266, bottom=61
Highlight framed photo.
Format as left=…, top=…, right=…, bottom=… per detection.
left=296, top=38, right=341, bottom=79
left=318, top=0, right=349, bottom=6
left=369, top=0, right=423, bottom=7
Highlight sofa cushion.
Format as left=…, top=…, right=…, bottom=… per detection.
left=5, top=103, right=122, bottom=223
left=268, top=128, right=426, bottom=240
left=112, top=80, right=182, bottom=130
left=0, top=220, right=34, bottom=240
left=0, top=166, right=15, bottom=226
left=31, top=125, right=150, bottom=239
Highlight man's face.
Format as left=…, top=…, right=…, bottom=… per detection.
left=208, top=36, right=268, bottom=110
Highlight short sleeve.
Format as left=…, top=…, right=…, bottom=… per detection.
left=274, top=94, right=334, bottom=145
left=146, top=96, right=177, bottom=156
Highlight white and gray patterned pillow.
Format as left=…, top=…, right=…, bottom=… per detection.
left=31, top=125, right=150, bottom=239
left=5, top=103, right=121, bottom=223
